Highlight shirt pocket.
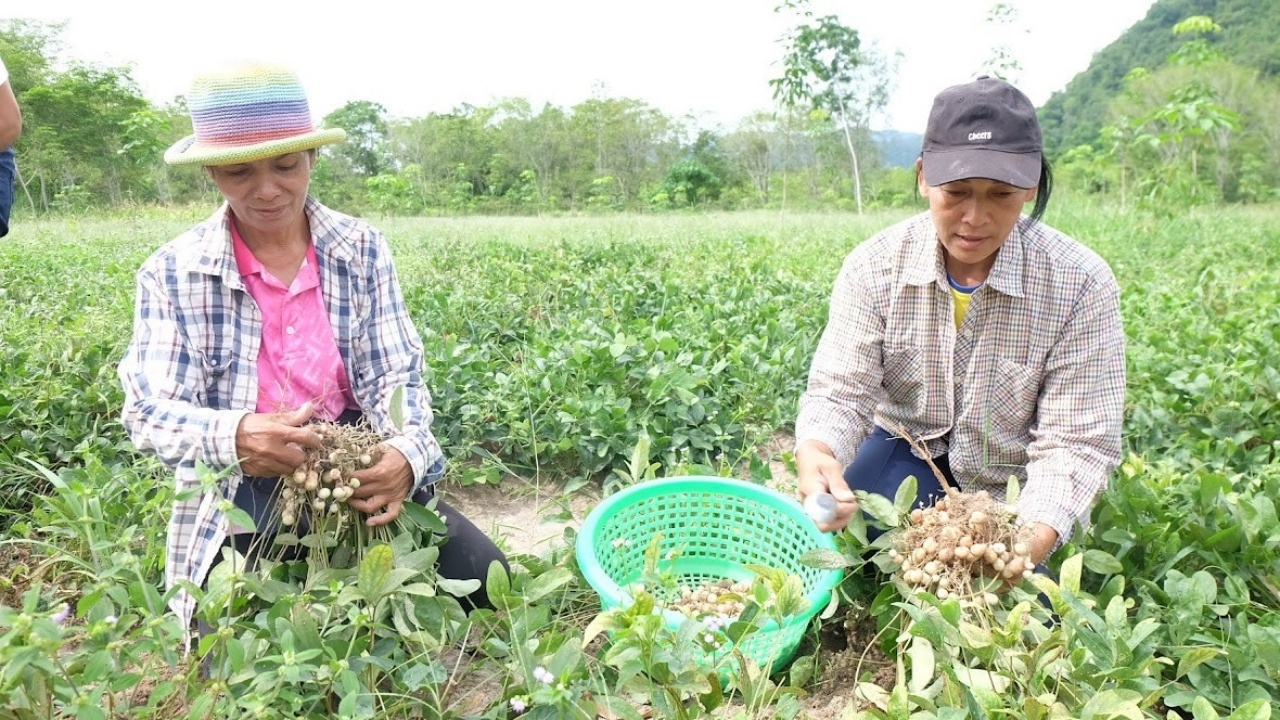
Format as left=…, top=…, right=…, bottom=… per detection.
left=882, top=345, right=925, bottom=416
left=986, top=358, right=1038, bottom=435
left=198, top=352, right=233, bottom=406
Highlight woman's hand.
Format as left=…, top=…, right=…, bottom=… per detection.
left=348, top=447, right=415, bottom=527
left=796, top=440, right=859, bottom=532
left=235, top=403, right=322, bottom=477
left=1024, top=522, right=1059, bottom=566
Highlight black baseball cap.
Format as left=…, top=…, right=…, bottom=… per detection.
left=921, top=76, right=1043, bottom=189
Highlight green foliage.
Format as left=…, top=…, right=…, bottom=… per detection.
left=1041, top=0, right=1280, bottom=154
left=4, top=204, right=1280, bottom=717
left=655, top=159, right=722, bottom=207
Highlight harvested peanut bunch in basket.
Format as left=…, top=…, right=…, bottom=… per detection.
left=668, top=578, right=753, bottom=620
left=277, top=421, right=385, bottom=528
left=888, top=489, right=1036, bottom=607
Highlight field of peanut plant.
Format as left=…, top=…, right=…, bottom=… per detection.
left=1, top=203, right=1278, bottom=719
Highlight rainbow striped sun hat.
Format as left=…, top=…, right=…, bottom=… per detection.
left=164, top=63, right=345, bottom=166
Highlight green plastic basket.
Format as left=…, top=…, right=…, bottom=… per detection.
left=576, top=476, right=843, bottom=675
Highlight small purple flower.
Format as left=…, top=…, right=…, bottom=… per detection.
left=50, top=604, right=70, bottom=626
left=104, top=615, right=118, bottom=624
left=533, top=666, right=554, bottom=684
left=510, top=696, right=527, bottom=714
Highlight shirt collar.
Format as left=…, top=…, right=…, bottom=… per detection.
left=182, top=197, right=351, bottom=287
left=903, top=213, right=1026, bottom=298
left=230, top=216, right=264, bottom=280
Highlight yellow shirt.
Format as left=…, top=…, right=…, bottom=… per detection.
left=949, top=277, right=982, bottom=328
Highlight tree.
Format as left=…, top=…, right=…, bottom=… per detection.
left=18, top=64, right=150, bottom=209
left=491, top=98, right=572, bottom=210
left=568, top=94, right=680, bottom=208
left=771, top=12, right=896, bottom=214
left=979, top=3, right=1025, bottom=83
left=312, top=101, right=391, bottom=211
left=323, top=100, right=391, bottom=177
left=722, top=112, right=778, bottom=206
left=1106, top=16, right=1245, bottom=207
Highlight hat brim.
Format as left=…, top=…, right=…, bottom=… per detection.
left=163, top=128, right=346, bottom=166
left=921, top=148, right=1041, bottom=189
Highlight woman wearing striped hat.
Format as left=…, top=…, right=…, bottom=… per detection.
left=117, top=63, right=508, bottom=651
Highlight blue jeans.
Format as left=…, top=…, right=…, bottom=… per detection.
left=0, top=147, right=15, bottom=238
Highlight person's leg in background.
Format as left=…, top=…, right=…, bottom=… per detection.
left=0, top=147, right=15, bottom=238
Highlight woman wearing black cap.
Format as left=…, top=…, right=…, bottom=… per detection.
left=794, top=76, right=1125, bottom=568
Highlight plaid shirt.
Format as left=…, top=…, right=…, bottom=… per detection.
left=796, top=212, right=1125, bottom=544
left=118, top=198, right=444, bottom=631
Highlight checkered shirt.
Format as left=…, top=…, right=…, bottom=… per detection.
left=118, top=198, right=444, bottom=634
left=796, top=212, right=1126, bottom=545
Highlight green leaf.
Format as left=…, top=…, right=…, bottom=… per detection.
left=1192, top=696, right=1221, bottom=720
left=908, top=636, right=935, bottom=693
left=1005, top=475, right=1021, bottom=504
left=893, top=474, right=919, bottom=516
left=1176, top=647, right=1222, bottom=679
left=887, top=682, right=910, bottom=720
left=582, top=613, right=611, bottom=648
left=223, top=506, right=258, bottom=534
left=800, top=547, right=854, bottom=570
left=1080, top=689, right=1144, bottom=720
left=357, top=544, right=395, bottom=604
left=856, top=491, right=899, bottom=527
left=522, top=567, right=574, bottom=603
left=437, top=577, right=481, bottom=597
left=485, top=557, right=512, bottom=606
left=1083, top=549, right=1124, bottom=574
left=1223, top=699, right=1271, bottom=720
left=1059, top=552, right=1083, bottom=594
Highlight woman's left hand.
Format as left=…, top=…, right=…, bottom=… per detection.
left=347, top=447, right=414, bottom=527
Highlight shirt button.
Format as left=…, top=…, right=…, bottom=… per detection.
left=286, top=326, right=296, bottom=335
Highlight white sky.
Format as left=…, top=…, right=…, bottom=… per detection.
left=14, top=0, right=1156, bottom=133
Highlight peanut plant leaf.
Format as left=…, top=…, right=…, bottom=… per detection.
left=1223, top=699, right=1270, bottom=720
left=357, top=544, right=394, bottom=604
left=1177, top=647, right=1224, bottom=679
left=893, top=474, right=919, bottom=516
left=857, top=491, right=899, bottom=527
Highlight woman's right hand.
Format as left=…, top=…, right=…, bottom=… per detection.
left=796, top=440, right=859, bottom=532
left=234, top=403, right=323, bottom=477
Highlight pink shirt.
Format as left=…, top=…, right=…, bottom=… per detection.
left=231, top=219, right=356, bottom=420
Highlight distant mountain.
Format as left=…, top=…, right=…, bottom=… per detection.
left=1039, top=0, right=1280, bottom=155
left=873, top=129, right=923, bottom=169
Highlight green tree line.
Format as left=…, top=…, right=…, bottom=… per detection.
left=3, top=10, right=1278, bottom=220
left=0, top=20, right=912, bottom=219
